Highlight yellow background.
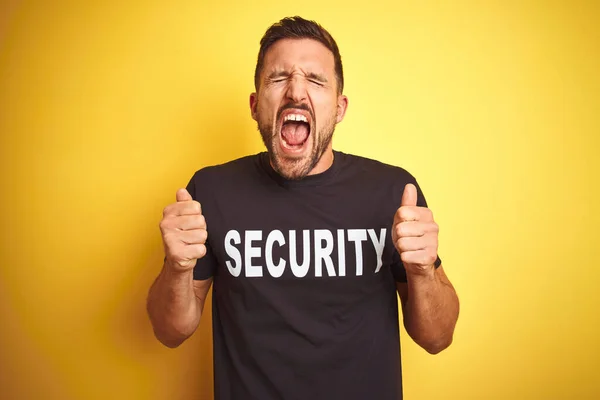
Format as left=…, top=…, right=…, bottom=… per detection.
left=1, top=1, right=599, bottom=399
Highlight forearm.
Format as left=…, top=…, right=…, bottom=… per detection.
left=403, top=267, right=459, bottom=354
left=147, top=262, right=202, bottom=348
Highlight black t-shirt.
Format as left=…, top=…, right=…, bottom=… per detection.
left=186, top=151, right=441, bottom=400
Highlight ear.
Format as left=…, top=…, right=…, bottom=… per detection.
left=250, top=92, right=258, bottom=121
left=336, top=94, right=348, bottom=123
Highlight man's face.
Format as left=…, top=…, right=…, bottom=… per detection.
left=250, top=38, right=348, bottom=180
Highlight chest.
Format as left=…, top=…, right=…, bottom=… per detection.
left=204, top=181, right=399, bottom=282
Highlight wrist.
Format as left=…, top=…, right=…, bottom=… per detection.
left=163, top=259, right=194, bottom=279
left=406, top=264, right=437, bottom=282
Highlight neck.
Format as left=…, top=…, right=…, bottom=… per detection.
left=268, top=143, right=335, bottom=180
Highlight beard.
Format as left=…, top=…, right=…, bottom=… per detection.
left=257, top=104, right=337, bottom=180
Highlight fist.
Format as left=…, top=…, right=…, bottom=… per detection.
left=392, top=183, right=439, bottom=276
left=159, top=188, right=208, bottom=272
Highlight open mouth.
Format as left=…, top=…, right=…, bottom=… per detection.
left=279, top=111, right=311, bottom=152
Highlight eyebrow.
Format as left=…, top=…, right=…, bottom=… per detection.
left=266, top=70, right=328, bottom=83
left=306, top=72, right=328, bottom=83
left=267, top=71, right=289, bottom=80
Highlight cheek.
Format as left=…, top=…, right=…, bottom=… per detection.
left=314, top=103, right=338, bottom=127
left=311, top=91, right=338, bottom=114
left=261, top=88, right=284, bottom=107
left=259, top=98, right=279, bottom=119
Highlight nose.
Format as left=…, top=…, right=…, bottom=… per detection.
left=285, top=74, right=308, bottom=104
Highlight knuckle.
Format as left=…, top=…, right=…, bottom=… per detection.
left=399, top=207, right=415, bottom=221
left=198, top=244, right=207, bottom=258
left=395, top=227, right=402, bottom=240
left=400, top=251, right=411, bottom=263
left=428, top=229, right=438, bottom=240
left=161, top=231, right=174, bottom=244
left=191, top=231, right=203, bottom=243
left=159, top=219, right=172, bottom=233
left=164, top=231, right=183, bottom=247
left=192, top=201, right=202, bottom=213
left=186, top=244, right=205, bottom=261
left=394, top=238, right=401, bottom=251
left=398, top=208, right=408, bottom=219
left=396, top=223, right=405, bottom=237
left=398, top=237, right=408, bottom=251
left=427, top=253, right=437, bottom=265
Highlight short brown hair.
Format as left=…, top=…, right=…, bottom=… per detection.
left=254, top=16, right=344, bottom=94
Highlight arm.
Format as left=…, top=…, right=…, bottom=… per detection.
left=147, top=188, right=211, bottom=348
left=392, top=183, right=459, bottom=354
left=396, top=265, right=459, bottom=354
left=147, top=268, right=212, bottom=348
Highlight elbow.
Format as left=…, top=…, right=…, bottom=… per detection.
left=421, top=339, right=452, bottom=355
left=420, top=335, right=453, bottom=355
left=159, top=336, right=186, bottom=349
left=152, top=327, right=191, bottom=349
left=146, top=302, right=200, bottom=349
left=148, top=309, right=197, bottom=349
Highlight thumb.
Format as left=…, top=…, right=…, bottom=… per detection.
left=401, top=183, right=418, bottom=207
left=176, top=188, right=193, bottom=202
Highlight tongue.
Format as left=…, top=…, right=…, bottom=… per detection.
left=281, top=122, right=309, bottom=145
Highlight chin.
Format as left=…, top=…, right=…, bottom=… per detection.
left=270, top=143, right=315, bottom=180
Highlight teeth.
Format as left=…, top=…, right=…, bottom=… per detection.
left=284, top=114, right=308, bottom=123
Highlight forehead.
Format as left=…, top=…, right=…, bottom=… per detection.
left=263, top=38, right=335, bottom=73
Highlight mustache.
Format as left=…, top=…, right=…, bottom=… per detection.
left=276, top=103, right=314, bottom=121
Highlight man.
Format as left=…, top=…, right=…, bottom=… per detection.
left=147, top=16, right=459, bottom=400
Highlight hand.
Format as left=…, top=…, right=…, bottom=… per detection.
left=159, top=188, right=208, bottom=272
left=392, top=183, right=439, bottom=277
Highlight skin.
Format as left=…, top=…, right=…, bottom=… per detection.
left=393, top=183, right=460, bottom=353
left=249, top=38, right=348, bottom=180
left=147, top=188, right=211, bottom=348
left=147, top=37, right=459, bottom=355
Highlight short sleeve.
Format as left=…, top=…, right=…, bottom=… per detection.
left=390, top=177, right=442, bottom=283
left=186, top=172, right=218, bottom=281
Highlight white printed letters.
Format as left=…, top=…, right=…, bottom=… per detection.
left=223, top=228, right=387, bottom=278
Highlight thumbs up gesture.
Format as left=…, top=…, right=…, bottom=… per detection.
left=392, top=184, right=439, bottom=276
left=159, top=188, right=208, bottom=272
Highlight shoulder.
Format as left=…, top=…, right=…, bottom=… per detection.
left=337, top=151, right=430, bottom=205
left=337, top=151, right=417, bottom=183
left=185, top=153, right=265, bottom=203
left=189, top=153, right=263, bottom=184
